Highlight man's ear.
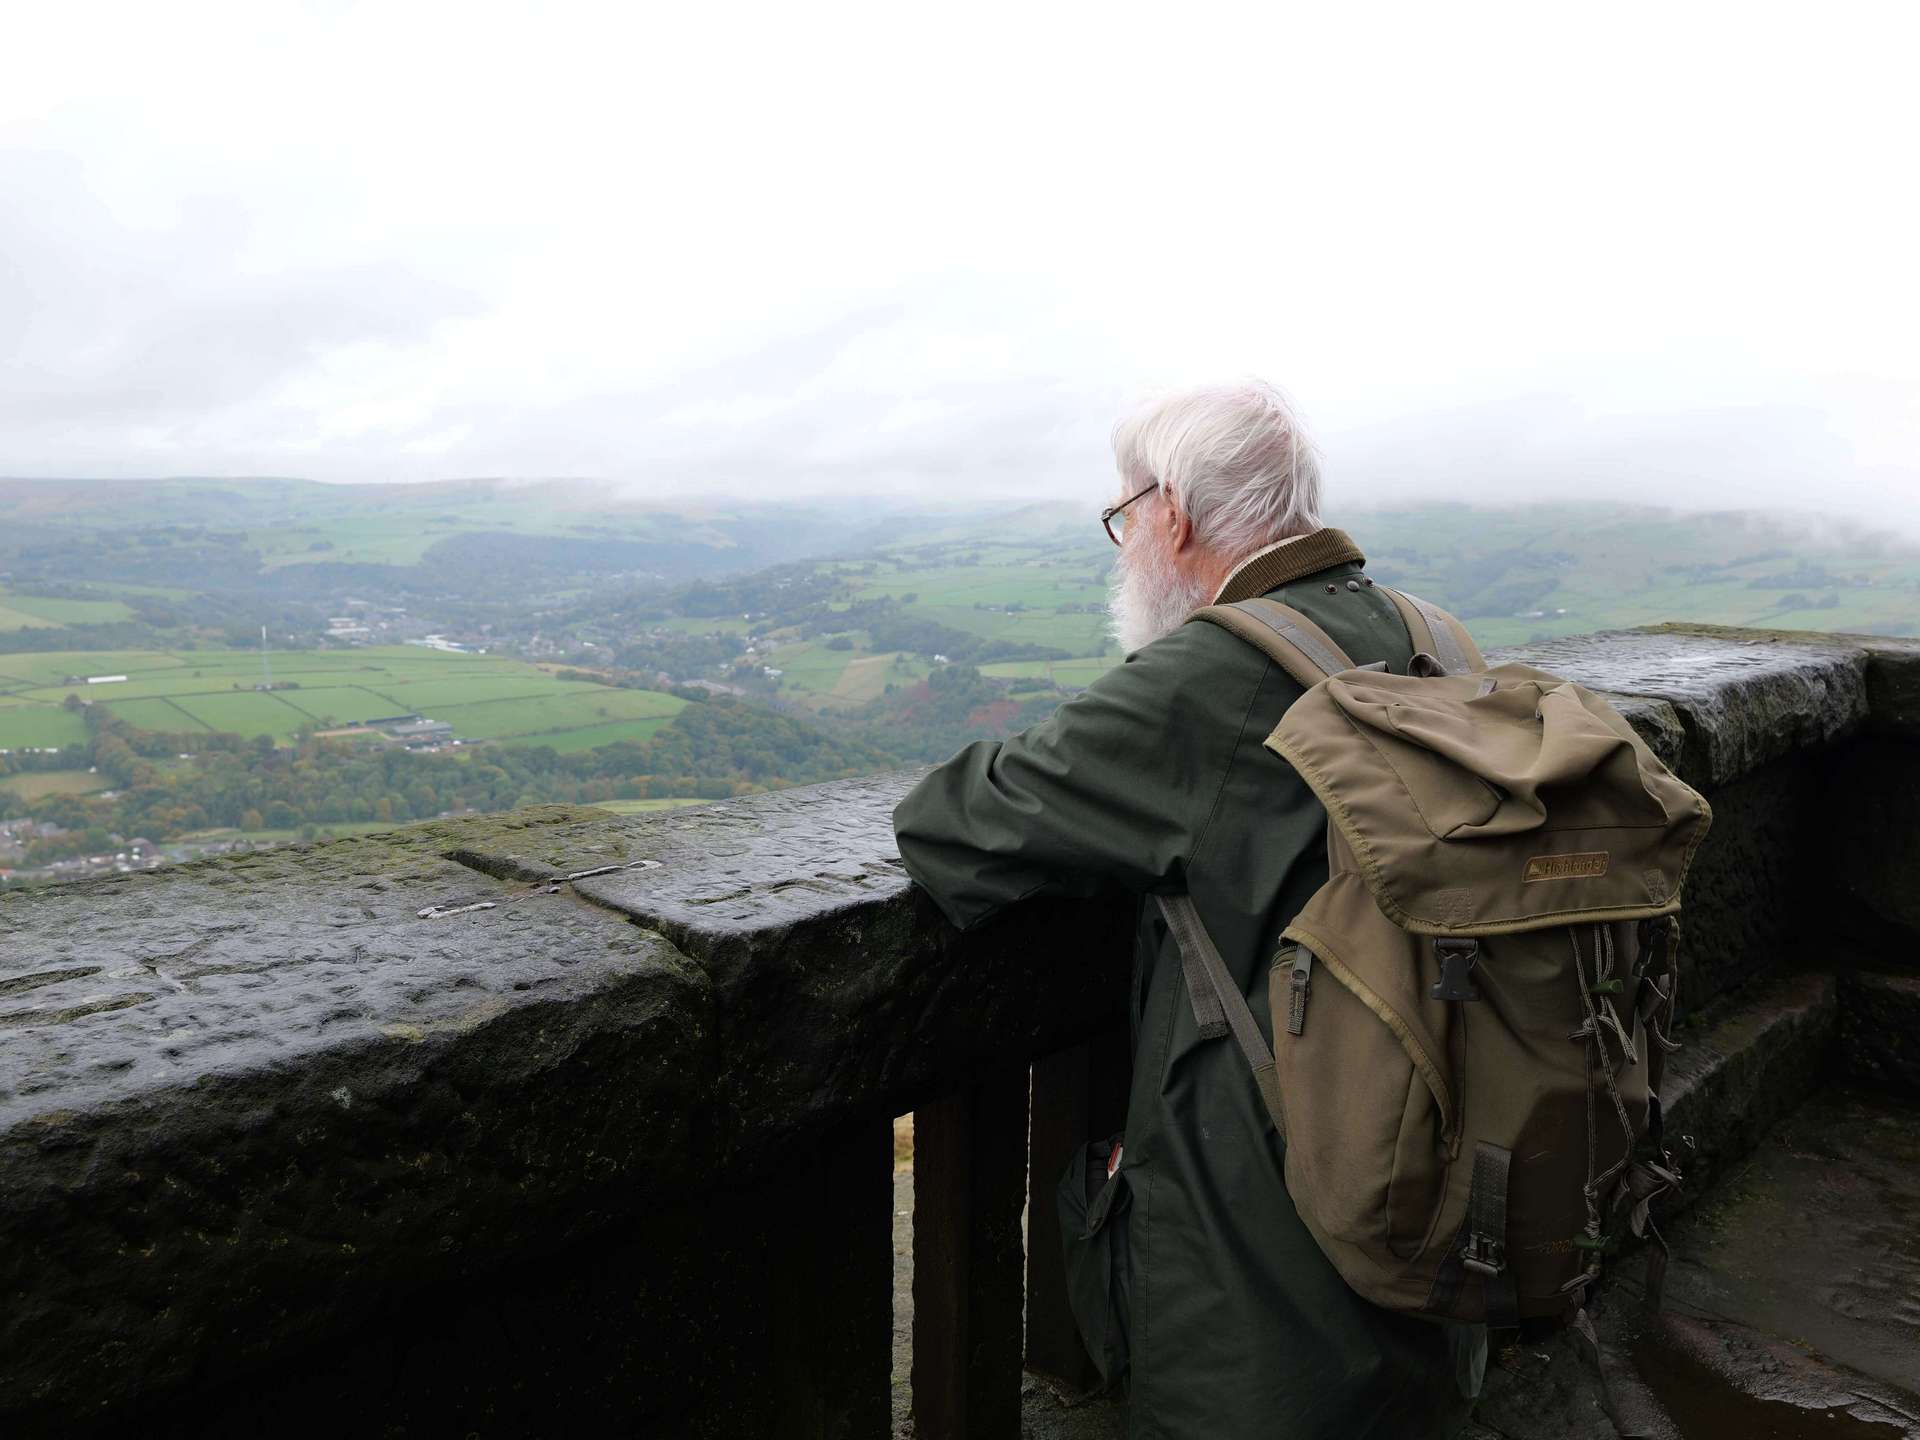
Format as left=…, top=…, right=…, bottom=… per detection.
left=1165, top=494, right=1195, bottom=554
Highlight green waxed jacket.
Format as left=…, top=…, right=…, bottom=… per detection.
left=893, top=531, right=1478, bottom=1440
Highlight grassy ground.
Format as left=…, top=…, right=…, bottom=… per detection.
left=0, top=645, right=685, bottom=751
left=0, top=707, right=90, bottom=748
left=652, top=615, right=752, bottom=636
left=770, top=644, right=936, bottom=710
left=0, top=769, right=106, bottom=801
left=500, top=716, right=679, bottom=752
left=0, top=588, right=137, bottom=630
left=430, top=687, right=684, bottom=739
left=101, top=697, right=213, bottom=734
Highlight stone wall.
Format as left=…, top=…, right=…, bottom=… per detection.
left=2, top=625, right=1915, bottom=1437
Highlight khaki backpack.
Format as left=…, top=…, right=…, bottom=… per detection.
left=1158, top=592, right=1712, bottom=1328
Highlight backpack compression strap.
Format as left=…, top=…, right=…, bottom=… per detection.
left=1381, top=589, right=1486, bottom=675
left=1189, top=598, right=1356, bottom=691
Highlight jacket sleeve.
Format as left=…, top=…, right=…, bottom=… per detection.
left=891, top=623, right=1268, bottom=932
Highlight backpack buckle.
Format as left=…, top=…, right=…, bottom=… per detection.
left=1431, top=938, right=1481, bottom=1003
left=1462, top=1231, right=1506, bottom=1276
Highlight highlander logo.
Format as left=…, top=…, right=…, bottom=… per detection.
left=1523, top=851, right=1610, bottom=883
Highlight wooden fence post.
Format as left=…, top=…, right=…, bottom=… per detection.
left=911, top=1068, right=1030, bottom=1440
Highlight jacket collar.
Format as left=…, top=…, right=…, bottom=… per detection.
left=1211, top=527, right=1366, bottom=605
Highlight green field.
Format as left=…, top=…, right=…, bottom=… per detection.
left=168, top=691, right=317, bottom=738
left=356, top=676, right=566, bottom=711
left=765, top=643, right=936, bottom=710
left=839, top=551, right=1115, bottom=653
left=0, top=769, right=106, bottom=801
left=506, top=718, right=678, bottom=752
left=728, top=525, right=1117, bottom=711
left=0, top=587, right=137, bottom=631
left=0, top=651, right=193, bottom=687
left=0, top=707, right=90, bottom=749
left=435, top=687, right=685, bottom=740
left=274, top=686, right=421, bottom=726
left=0, top=645, right=686, bottom=753
left=653, top=615, right=752, bottom=636
left=0, top=603, right=57, bottom=631
left=102, top=697, right=212, bottom=734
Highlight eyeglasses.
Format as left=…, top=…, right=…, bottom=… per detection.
left=1101, top=482, right=1160, bottom=546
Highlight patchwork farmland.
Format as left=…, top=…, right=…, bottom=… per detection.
left=0, top=646, right=684, bottom=753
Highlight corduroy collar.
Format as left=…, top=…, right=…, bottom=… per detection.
left=1211, top=527, right=1366, bottom=605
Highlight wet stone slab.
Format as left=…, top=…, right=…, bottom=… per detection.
left=1470, top=1088, right=1920, bottom=1440
left=549, top=777, right=1136, bottom=1177
left=0, top=811, right=712, bottom=1429
left=1497, top=628, right=1874, bottom=788
left=1661, top=1087, right=1920, bottom=1402
left=1644, top=625, right=1920, bottom=742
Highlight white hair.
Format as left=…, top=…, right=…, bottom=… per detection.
left=1110, top=380, right=1324, bottom=561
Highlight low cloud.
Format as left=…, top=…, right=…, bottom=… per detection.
left=0, top=1, right=1913, bottom=542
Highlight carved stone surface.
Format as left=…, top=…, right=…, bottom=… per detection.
left=1669, top=757, right=1821, bottom=1011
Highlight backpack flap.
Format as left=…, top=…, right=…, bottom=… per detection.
left=1265, top=663, right=1712, bottom=934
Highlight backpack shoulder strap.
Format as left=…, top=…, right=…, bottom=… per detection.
left=1381, top=589, right=1487, bottom=675
left=1157, top=894, right=1286, bottom=1135
left=1191, top=597, right=1357, bottom=691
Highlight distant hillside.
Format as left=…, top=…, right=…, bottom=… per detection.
left=0, top=477, right=882, bottom=597
left=3, top=486, right=1912, bottom=884
left=1, top=483, right=1913, bottom=660
left=1344, top=502, right=1919, bottom=644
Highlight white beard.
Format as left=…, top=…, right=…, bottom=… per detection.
left=1107, top=529, right=1217, bottom=655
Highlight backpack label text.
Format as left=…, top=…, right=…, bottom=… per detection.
left=1523, top=851, right=1610, bottom=883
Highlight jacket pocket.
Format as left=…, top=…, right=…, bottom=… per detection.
left=1055, top=1133, right=1132, bottom=1386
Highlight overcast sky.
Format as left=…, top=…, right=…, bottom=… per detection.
left=3, top=1, right=1916, bottom=531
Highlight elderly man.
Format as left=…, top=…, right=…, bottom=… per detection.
left=892, top=382, right=1480, bottom=1439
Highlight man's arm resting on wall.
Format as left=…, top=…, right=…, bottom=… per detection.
left=891, top=624, right=1265, bottom=931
